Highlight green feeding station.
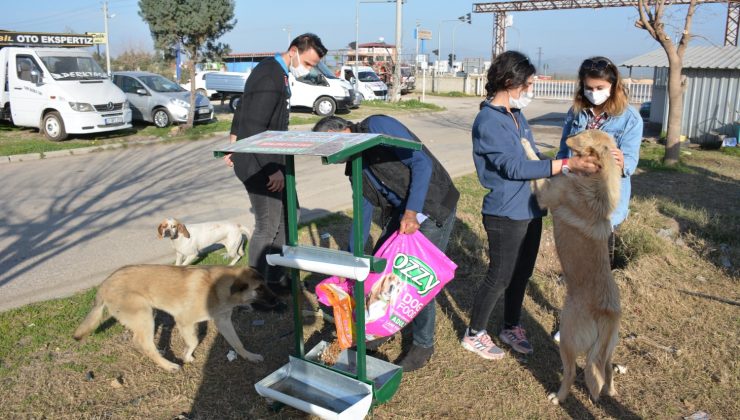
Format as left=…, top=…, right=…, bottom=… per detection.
left=214, top=130, right=422, bottom=419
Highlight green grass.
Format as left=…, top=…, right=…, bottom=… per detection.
left=0, top=99, right=444, bottom=156
left=0, top=288, right=124, bottom=376
left=426, top=91, right=477, bottom=98
left=362, top=99, right=443, bottom=111
left=637, top=142, right=694, bottom=173
left=721, top=146, right=740, bottom=157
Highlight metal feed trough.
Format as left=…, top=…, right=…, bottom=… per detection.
left=214, top=130, right=421, bottom=419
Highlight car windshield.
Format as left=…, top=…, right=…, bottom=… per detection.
left=40, top=55, right=107, bottom=80
left=401, top=68, right=412, bottom=76
left=358, top=71, right=381, bottom=82
left=139, top=75, right=185, bottom=92
left=316, top=62, right=337, bottom=79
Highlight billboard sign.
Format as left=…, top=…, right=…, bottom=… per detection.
left=0, top=31, right=95, bottom=47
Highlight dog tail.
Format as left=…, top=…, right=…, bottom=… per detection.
left=73, top=292, right=106, bottom=340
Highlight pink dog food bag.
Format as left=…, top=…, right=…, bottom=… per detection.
left=316, top=230, right=457, bottom=341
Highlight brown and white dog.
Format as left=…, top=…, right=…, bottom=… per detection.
left=157, top=218, right=250, bottom=266
left=73, top=264, right=277, bottom=372
left=521, top=130, right=622, bottom=404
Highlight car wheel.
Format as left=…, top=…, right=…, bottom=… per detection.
left=153, top=108, right=172, bottom=128
left=229, top=96, right=241, bottom=113
left=314, top=96, right=336, bottom=117
left=43, top=111, right=67, bottom=142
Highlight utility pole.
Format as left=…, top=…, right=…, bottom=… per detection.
left=537, top=47, right=543, bottom=73
left=355, top=0, right=360, bottom=64
left=103, top=0, right=111, bottom=75
left=415, top=20, right=420, bottom=74
left=392, top=0, right=402, bottom=102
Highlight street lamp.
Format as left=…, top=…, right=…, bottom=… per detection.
left=451, top=13, right=471, bottom=74
left=282, top=26, right=292, bottom=45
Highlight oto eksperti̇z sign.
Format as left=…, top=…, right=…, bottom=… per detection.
left=0, top=31, right=95, bottom=48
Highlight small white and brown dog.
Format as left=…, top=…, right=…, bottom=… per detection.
left=157, top=218, right=250, bottom=266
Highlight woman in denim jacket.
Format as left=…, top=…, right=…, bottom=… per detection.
left=556, top=56, right=643, bottom=268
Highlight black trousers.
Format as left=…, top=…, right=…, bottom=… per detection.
left=244, top=174, right=287, bottom=284
left=469, top=215, right=542, bottom=332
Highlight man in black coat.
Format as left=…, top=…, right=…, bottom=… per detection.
left=225, top=34, right=327, bottom=292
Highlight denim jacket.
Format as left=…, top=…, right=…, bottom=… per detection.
left=473, top=101, right=552, bottom=220
left=556, top=105, right=643, bottom=227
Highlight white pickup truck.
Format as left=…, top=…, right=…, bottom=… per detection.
left=0, top=46, right=131, bottom=141
left=207, top=62, right=360, bottom=116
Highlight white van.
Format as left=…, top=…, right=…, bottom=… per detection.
left=206, top=62, right=359, bottom=116
left=340, top=65, right=388, bottom=101
left=0, top=47, right=132, bottom=141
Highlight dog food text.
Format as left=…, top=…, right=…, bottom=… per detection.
left=392, top=253, right=439, bottom=296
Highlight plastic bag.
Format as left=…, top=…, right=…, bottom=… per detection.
left=316, top=283, right=354, bottom=349
left=317, top=230, right=457, bottom=341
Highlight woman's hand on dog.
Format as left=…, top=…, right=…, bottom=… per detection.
left=610, top=148, right=624, bottom=170
left=569, top=155, right=601, bottom=175
left=399, top=210, right=420, bottom=234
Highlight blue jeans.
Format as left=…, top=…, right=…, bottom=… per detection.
left=374, top=207, right=457, bottom=348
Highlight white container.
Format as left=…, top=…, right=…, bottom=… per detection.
left=255, top=355, right=373, bottom=420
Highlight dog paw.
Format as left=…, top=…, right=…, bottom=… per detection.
left=547, top=393, right=560, bottom=405
left=246, top=352, right=264, bottom=363
left=163, top=363, right=181, bottom=373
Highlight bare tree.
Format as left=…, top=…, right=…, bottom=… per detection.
left=635, top=0, right=698, bottom=166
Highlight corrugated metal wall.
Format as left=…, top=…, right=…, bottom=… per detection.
left=656, top=68, right=740, bottom=141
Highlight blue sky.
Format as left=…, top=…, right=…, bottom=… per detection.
left=2, top=0, right=732, bottom=75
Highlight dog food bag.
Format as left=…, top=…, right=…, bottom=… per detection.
left=316, top=283, right=355, bottom=349
left=317, top=230, right=457, bottom=340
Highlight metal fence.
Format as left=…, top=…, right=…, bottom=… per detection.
left=533, top=79, right=652, bottom=103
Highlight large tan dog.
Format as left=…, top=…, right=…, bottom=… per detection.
left=74, top=265, right=276, bottom=372
left=521, top=130, right=622, bottom=404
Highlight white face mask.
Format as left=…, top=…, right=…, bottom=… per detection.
left=509, top=89, right=533, bottom=109
left=584, top=89, right=611, bottom=106
left=289, top=52, right=310, bottom=78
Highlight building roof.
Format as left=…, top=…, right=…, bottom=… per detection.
left=621, top=46, right=740, bottom=70
left=225, top=52, right=275, bottom=59
left=359, top=42, right=396, bottom=48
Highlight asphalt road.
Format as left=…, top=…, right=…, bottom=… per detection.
left=0, top=96, right=570, bottom=312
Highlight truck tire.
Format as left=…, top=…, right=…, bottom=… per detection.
left=229, top=95, right=241, bottom=113
left=43, top=111, right=67, bottom=142
left=314, top=96, right=336, bottom=117
left=153, top=108, right=172, bottom=128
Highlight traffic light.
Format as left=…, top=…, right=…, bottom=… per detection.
left=448, top=54, right=453, bottom=67
left=432, top=49, right=439, bottom=57
left=459, top=13, right=472, bottom=24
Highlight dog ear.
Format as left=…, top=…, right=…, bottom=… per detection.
left=157, top=221, right=167, bottom=239
left=177, top=223, right=190, bottom=239
left=230, top=278, right=251, bottom=295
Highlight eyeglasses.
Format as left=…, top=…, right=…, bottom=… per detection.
left=581, top=59, right=611, bottom=72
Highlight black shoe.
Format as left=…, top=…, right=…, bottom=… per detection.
left=365, top=335, right=392, bottom=352
left=398, top=345, right=434, bottom=372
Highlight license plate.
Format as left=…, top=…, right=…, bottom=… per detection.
left=105, top=116, right=123, bottom=124
left=198, top=108, right=210, bottom=114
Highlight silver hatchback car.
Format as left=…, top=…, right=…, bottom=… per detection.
left=112, top=71, right=214, bottom=128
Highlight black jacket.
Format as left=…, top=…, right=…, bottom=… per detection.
left=229, top=57, right=291, bottom=183
left=350, top=116, right=460, bottom=225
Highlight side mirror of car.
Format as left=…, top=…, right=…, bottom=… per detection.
left=30, top=70, right=42, bottom=84
left=136, top=88, right=148, bottom=96
left=318, top=74, right=329, bottom=87
left=350, top=76, right=357, bottom=84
